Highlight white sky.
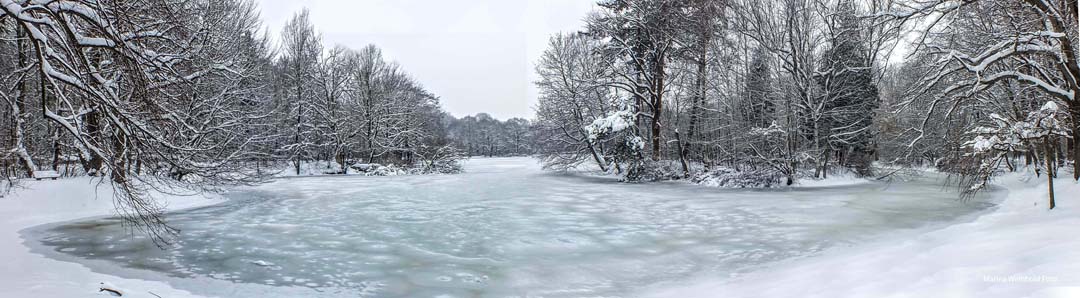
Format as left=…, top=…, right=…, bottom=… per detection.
left=252, top=0, right=597, bottom=120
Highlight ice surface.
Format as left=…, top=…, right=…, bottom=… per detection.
left=27, top=158, right=998, bottom=297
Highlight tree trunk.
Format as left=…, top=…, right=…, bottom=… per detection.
left=587, top=141, right=608, bottom=173
left=335, top=146, right=343, bottom=174
left=52, top=132, right=61, bottom=171
left=650, top=58, right=666, bottom=161
left=1072, top=103, right=1080, bottom=180
left=814, top=123, right=824, bottom=178
left=1043, top=140, right=1056, bottom=209
left=684, top=26, right=709, bottom=174
left=676, top=129, right=690, bottom=177
left=40, top=43, right=60, bottom=173
left=294, top=82, right=303, bottom=175
left=84, top=111, right=104, bottom=175
left=9, top=100, right=36, bottom=177
left=1005, top=152, right=1015, bottom=172
left=821, top=149, right=830, bottom=179
left=112, top=131, right=127, bottom=185
left=12, top=26, right=35, bottom=177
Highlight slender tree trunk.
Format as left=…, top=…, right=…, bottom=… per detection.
left=9, top=99, right=36, bottom=177
left=84, top=110, right=104, bottom=175
left=11, top=26, right=36, bottom=177
left=294, top=79, right=303, bottom=175
left=587, top=141, right=608, bottom=172
left=37, top=44, right=62, bottom=173
left=684, top=26, right=709, bottom=176
left=1071, top=103, right=1080, bottom=180
left=52, top=130, right=61, bottom=171
left=1043, top=140, right=1056, bottom=209
left=821, top=149, right=830, bottom=179
left=1005, top=152, right=1015, bottom=172
left=112, top=129, right=127, bottom=184
left=45, top=94, right=61, bottom=172
left=676, top=130, right=689, bottom=177
left=814, top=123, right=823, bottom=178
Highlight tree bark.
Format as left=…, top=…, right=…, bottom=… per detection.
left=12, top=25, right=35, bottom=177
left=1043, top=140, right=1056, bottom=209
left=650, top=57, right=665, bottom=161
left=587, top=141, right=609, bottom=173
left=294, top=82, right=303, bottom=175
left=84, top=110, right=104, bottom=175
left=1072, top=102, right=1080, bottom=180
left=676, top=129, right=689, bottom=177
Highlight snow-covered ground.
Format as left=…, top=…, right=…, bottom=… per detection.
left=792, top=173, right=871, bottom=188
left=646, top=172, right=1080, bottom=298
left=1, top=178, right=221, bottom=297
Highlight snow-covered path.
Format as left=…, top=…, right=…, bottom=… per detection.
left=21, top=158, right=998, bottom=297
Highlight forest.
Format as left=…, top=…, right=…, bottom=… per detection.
left=532, top=0, right=1079, bottom=204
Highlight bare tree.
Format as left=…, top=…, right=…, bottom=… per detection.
left=535, top=33, right=618, bottom=171
left=279, top=9, right=323, bottom=175
left=0, top=0, right=275, bottom=244
left=883, top=0, right=1079, bottom=180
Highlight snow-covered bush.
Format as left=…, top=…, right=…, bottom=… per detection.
left=625, top=161, right=684, bottom=182
left=959, top=101, right=1070, bottom=206
left=415, top=145, right=466, bottom=174
left=348, top=163, right=402, bottom=176
left=691, top=168, right=786, bottom=188
left=371, top=164, right=408, bottom=176
left=346, top=149, right=464, bottom=176
left=421, top=159, right=465, bottom=174
left=582, top=108, right=651, bottom=180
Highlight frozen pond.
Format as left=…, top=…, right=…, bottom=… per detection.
left=27, top=158, right=998, bottom=297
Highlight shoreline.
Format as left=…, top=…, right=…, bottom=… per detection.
left=644, top=173, right=1080, bottom=298
left=1, top=178, right=223, bottom=298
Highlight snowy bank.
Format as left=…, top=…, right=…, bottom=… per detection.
left=270, top=159, right=464, bottom=178
left=1, top=178, right=220, bottom=298
left=692, top=168, right=871, bottom=189
left=646, top=172, right=1080, bottom=298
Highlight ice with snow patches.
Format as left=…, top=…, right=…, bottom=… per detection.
left=24, top=158, right=999, bottom=298
left=647, top=173, right=1080, bottom=298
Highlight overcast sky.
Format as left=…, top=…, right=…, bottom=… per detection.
left=252, top=0, right=597, bottom=120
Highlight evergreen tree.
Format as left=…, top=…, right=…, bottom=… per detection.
left=745, top=47, right=775, bottom=128
left=815, top=0, right=879, bottom=176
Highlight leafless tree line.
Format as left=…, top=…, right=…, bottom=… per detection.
left=446, top=113, right=533, bottom=158
left=0, top=1, right=458, bottom=244
left=273, top=9, right=456, bottom=176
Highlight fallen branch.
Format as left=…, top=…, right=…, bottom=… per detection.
left=99, top=286, right=122, bottom=296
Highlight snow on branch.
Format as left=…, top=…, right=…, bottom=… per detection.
left=585, top=109, right=636, bottom=143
